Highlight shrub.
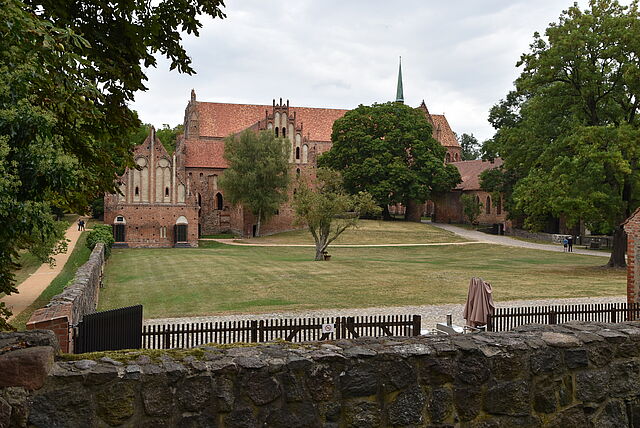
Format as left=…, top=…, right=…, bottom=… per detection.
left=86, top=224, right=114, bottom=257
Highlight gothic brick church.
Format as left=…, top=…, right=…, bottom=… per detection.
left=104, top=69, right=463, bottom=247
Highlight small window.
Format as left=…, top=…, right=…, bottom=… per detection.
left=165, top=187, right=169, bottom=197
left=282, top=127, right=286, bottom=137
left=275, top=128, right=279, bottom=137
left=486, top=196, right=491, bottom=214
left=296, top=147, right=300, bottom=160
left=116, top=216, right=124, bottom=222
left=296, top=168, right=300, bottom=176
left=135, top=187, right=139, bottom=196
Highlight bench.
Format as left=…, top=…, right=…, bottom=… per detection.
left=589, top=241, right=601, bottom=250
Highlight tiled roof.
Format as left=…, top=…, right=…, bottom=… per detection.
left=195, top=102, right=348, bottom=142
left=184, top=139, right=228, bottom=168
left=452, top=159, right=503, bottom=191
left=431, top=114, right=460, bottom=147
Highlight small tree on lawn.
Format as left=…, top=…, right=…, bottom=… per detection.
left=461, top=194, right=483, bottom=225
left=220, top=130, right=290, bottom=237
left=293, top=168, right=381, bottom=261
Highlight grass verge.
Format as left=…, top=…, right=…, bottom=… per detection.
left=12, top=233, right=91, bottom=331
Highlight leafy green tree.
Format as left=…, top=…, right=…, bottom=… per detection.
left=319, top=102, right=460, bottom=221
left=220, top=130, right=290, bottom=237
left=292, top=169, right=381, bottom=261
left=459, top=133, right=481, bottom=160
left=156, top=124, right=184, bottom=155
left=0, top=0, right=225, bottom=328
left=484, top=0, right=640, bottom=267
left=461, top=194, right=483, bottom=225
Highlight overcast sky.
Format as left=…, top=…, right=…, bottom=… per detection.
left=132, top=0, right=609, bottom=142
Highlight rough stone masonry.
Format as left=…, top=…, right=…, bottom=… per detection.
left=2, top=322, right=640, bottom=427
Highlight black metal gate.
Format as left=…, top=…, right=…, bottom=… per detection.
left=113, top=224, right=126, bottom=242
left=74, top=305, right=143, bottom=353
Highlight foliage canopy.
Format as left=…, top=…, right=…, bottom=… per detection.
left=220, top=130, right=290, bottom=236
left=482, top=0, right=640, bottom=267
left=0, top=0, right=225, bottom=328
left=319, top=102, right=460, bottom=217
left=292, top=169, right=381, bottom=260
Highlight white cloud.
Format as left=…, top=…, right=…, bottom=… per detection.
left=132, top=0, right=625, bottom=141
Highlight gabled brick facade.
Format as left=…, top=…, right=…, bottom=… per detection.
left=105, top=91, right=463, bottom=246
left=624, top=208, right=640, bottom=304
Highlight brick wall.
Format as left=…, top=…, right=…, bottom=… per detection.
left=26, top=244, right=106, bottom=352
left=104, top=204, right=199, bottom=247
left=625, top=209, right=640, bottom=304
left=433, top=190, right=508, bottom=225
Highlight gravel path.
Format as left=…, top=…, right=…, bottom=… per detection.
left=145, top=295, right=626, bottom=331
left=430, top=223, right=610, bottom=257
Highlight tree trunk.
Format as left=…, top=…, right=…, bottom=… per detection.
left=382, top=205, right=392, bottom=221
left=314, top=234, right=328, bottom=261
left=607, top=225, right=627, bottom=268
left=256, top=208, right=261, bottom=237
left=404, top=199, right=423, bottom=222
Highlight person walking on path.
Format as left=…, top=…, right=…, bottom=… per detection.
left=77, top=218, right=82, bottom=231
left=563, top=237, right=568, bottom=252
left=568, top=236, right=573, bottom=252
left=0, top=221, right=83, bottom=322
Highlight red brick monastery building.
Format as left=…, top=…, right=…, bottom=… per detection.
left=104, top=86, right=468, bottom=247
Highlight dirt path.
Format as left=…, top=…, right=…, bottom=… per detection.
left=429, top=223, right=610, bottom=258
left=1, top=220, right=85, bottom=321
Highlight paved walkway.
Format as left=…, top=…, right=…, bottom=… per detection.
left=429, top=223, right=610, bottom=258
left=201, top=238, right=483, bottom=248
left=1, top=220, right=85, bottom=321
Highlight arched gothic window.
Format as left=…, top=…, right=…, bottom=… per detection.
left=216, top=193, right=223, bottom=210
left=275, top=128, right=279, bottom=137
left=486, top=196, right=491, bottom=214
left=445, top=153, right=451, bottom=163
left=282, top=127, right=286, bottom=137
left=296, top=147, right=300, bottom=160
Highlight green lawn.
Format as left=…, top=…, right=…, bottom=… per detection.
left=237, top=220, right=467, bottom=245
left=12, top=233, right=91, bottom=330
left=98, top=241, right=625, bottom=319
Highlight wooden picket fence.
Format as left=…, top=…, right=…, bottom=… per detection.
left=486, top=302, right=640, bottom=332
left=142, top=315, right=421, bottom=349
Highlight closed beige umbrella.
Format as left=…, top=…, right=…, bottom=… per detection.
left=463, top=277, right=495, bottom=328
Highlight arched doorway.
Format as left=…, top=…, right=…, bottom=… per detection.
left=175, top=216, right=188, bottom=244
left=215, top=192, right=223, bottom=210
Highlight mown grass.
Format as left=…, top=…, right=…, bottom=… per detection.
left=238, top=220, right=467, bottom=245
left=99, top=239, right=625, bottom=319
left=12, top=233, right=91, bottom=330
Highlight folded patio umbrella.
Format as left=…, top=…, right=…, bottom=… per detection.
left=463, top=277, right=495, bottom=327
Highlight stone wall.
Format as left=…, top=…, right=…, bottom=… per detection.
left=509, top=228, right=556, bottom=243
left=4, top=322, right=640, bottom=427
left=26, top=243, right=106, bottom=353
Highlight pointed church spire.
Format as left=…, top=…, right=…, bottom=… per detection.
left=395, top=56, right=404, bottom=103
